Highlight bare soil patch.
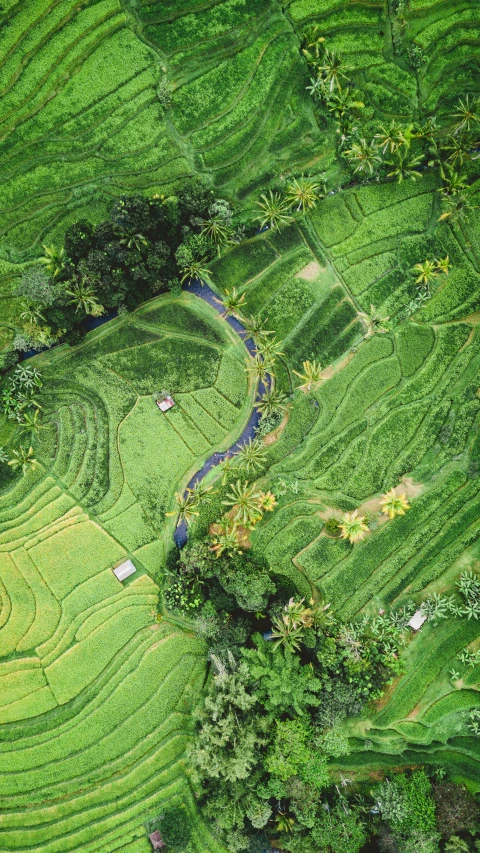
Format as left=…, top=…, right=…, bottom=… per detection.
left=296, top=260, right=324, bottom=281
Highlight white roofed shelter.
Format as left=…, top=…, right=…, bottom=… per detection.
left=408, top=610, right=427, bottom=631
left=113, top=559, right=136, bottom=582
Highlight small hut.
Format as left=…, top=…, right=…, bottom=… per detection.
left=408, top=610, right=427, bottom=631
left=157, top=395, right=175, bottom=412
left=149, top=830, right=166, bottom=850
left=154, top=390, right=175, bottom=412
left=113, top=559, right=136, bottom=582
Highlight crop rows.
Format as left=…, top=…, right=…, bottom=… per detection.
left=37, top=293, right=248, bottom=548
left=0, top=291, right=250, bottom=851
left=228, top=178, right=480, bottom=784
left=0, top=458, right=213, bottom=852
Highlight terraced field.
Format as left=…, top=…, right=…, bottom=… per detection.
left=1, top=0, right=480, bottom=845
left=0, top=293, right=249, bottom=852
left=1, top=0, right=479, bottom=330
left=213, top=176, right=480, bottom=788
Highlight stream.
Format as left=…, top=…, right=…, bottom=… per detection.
left=173, top=279, right=268, bottom=548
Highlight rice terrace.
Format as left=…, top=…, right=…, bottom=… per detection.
left=0, top=0, right=480, bottom=851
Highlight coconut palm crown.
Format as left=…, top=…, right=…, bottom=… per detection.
left=339, top=510, right=369, bottom=544
left=380, top=488, right=410, bottom=519
left=223, top=479, right=263, bottom=527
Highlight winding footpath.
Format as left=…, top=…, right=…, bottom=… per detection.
left=173, top=280, right=269, bottom=548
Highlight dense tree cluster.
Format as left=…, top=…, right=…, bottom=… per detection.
left=161, top=530, right=418, bottom=852
left=11, top=181, right=247, bottom=354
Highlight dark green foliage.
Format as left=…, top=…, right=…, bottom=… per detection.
left=284, top=802, right=367, bottom=853
left=266, top=718, right=329, bottom=787
left=159, top=807, right=192, bottom=852
left=242, top=638, right=322, bottom=717
left=325, top=517, right=340, bottom=536
left=0, top=348, right=18, bottom=375
left=378, top=770, right=436, bottom=835
left=64, top=220, right=94, bottom=263
left=316, top=679, right=363, bottom=728
left=432, top=782, right=479, bottom=838
left=218, top=553, right=276, bottom=612
left=17, top=267, right=61, bottom=307
left=171, top=541, right=275, bottom=615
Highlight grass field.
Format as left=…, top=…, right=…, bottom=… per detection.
left=1, top=0, right=480, bottom=846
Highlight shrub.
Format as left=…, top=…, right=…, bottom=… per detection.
left=432, top=782, right=479, bottom=838
left=377, top=770, right=437, bottom=835
left=324, top=517, right=341, bottom=537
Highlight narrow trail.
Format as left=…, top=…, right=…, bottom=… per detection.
left=173, top=279, right=269, bottom=548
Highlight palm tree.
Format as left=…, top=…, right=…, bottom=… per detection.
left=19, top=409, right=42, bottom=438
left=221, top=287, right=247, bottom=317
left=258, top=490, right=277, bottom=513
left=293, top=359, right=322, bottom=390
left=180, top=258, right=211, bottom=285
left=222, top=479, right=263, bottom=527
left=386, top=148, right=423, bottom=182
left=8, top=445, right=37, bottom=476
left=270, top=612, right=304, bottom=653
left=13, top=364, right=42, bottom=390
left=200, top=217, right=233, bottom=248
left=256, top=336, right=284, bottom=362
left=218, top=454, right=237, bottom=486
left=242, top=314, right=274, bottom=346
left=339, top=511, right=369, bottom=544
left=285, top=176, right=322, bottom=212
left=380, top=488, right=410, bottom=519
left=118, top=230, right=148, bottom=251
left=256, top=387, right=288, bottom=418
left=235, top=437, right=267, bottom=475
left=39, top=244, right=65, bottom=279
left=374, top=120, right=413, bottom=154
left=166, top=491, right=200, bottom=527
left=306, top=76, right=325, bottom=101
left=451, top=95, right=480, bottom=134
left=188, top=480, right=216, bottom=504
left=434, top=255, right=451, bottom=275
left=255, top=191, right=293, bottom=230
left=210, top=519, right=242, bottom=557
left=412, top=259, right=437, bottom=286
left=438, top=190, right=477, bottom=222
left=418, top=115, right=439, bottom=143
left=440, top=166, right=469, bottom=196
left=359, top=304, right=390, bottom=337
left=20, top=305, right=45, bottom=325
left=246, top=354, right=275, bottom=384
left=66, top=280, right=103, bottom=315
left=317, top=48, right=349, bottom=93
left=443, top=134, right=473, bottom=170
left=345, top=138, right=381, bottom=175
left=301, top=24, right=325, bottom=64
left=326, top=88, right=364, bottom=121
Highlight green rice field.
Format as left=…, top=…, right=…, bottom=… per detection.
left=1, top=0, right=480, bottom=850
